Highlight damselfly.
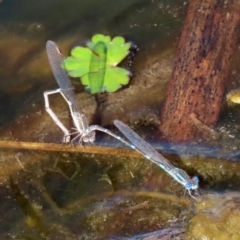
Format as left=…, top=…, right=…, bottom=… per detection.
left=44, top=40, right=134, bottom=146
left=114, top=120, right=199, bottom=196
left=44, top=41, right=198, bottom=198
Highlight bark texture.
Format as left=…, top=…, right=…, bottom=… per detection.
left=159, top=0, right=240, bottom=142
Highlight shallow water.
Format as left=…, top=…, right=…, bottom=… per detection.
left=1, top=0, right=240, bottom=239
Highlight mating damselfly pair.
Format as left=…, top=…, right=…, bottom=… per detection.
left=44, top=40, right=199, bottom=197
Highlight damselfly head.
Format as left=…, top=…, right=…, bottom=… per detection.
left=82, top=131, right=96, bottom=143
left=185, top=176, right=199, bottom=190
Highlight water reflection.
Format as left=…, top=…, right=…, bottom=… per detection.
left=1, top=149, right=240, bottom=239
left=1, top=0, right=240, bottom=238
left=0, top=149, right=194, bottom=238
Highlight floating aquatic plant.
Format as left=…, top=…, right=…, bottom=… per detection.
left=63, top=34, right=132, bottom=94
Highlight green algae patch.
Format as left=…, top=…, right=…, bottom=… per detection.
left=187, top=193, right=240, bottom=240
left=180, top=154, right=240, bottom=190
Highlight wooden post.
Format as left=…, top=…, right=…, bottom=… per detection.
left=159, top=0, right=240, bottom=142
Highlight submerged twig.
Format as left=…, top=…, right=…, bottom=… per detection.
left=66, top=190, right=192, bottom=212
left=122, top=201, right=149, bottom=213
left=0, top=140, right=140, bottom=157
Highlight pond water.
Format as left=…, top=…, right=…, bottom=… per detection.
left=1, top=0, right=240, bottom=239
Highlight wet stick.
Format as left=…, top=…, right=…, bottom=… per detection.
left=0, top=139, right=141, bottom=156
left=159, top=0, right=240, bottom=142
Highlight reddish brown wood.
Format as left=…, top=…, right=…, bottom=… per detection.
left=159, top=0, right=240, bottom=142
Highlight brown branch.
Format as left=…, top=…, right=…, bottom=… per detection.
left=0, top=140, right=141, bottom=158
left=159, top=0, right=240, bottom=142
left=188, top=112, right=220, bottom=139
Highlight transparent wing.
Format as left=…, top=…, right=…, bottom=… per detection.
left=46, top=40, right=79, bottom=112
left=114, top=120, right=199, bottom=191
left=114, top=120, right=174, bottom=171
left=88, top=41, right=107, bottom=93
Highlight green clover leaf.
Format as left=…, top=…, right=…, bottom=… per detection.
left=104, top=67, right=130, bottom=92
left=91, top=34, right=111, bottom=44
left=106, top=36, right=131, bottom=66
left=63, top=46, right=92, bottom=77
left=82, top=70, right=106, bottom=94
left=63, top=34, right=134, bottom=94
left=82, top=67, right=130, bottom=94
left=87, top=34, right=131, bottom=67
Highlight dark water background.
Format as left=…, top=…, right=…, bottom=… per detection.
left=1, top=0, right=240, bottom=239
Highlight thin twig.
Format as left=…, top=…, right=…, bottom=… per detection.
left=0, top=140, right=141, bottom=158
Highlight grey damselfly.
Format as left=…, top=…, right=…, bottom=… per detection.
left=114, top=120, right=199, bottom=197
left=44, top=40, right=134, bottom=147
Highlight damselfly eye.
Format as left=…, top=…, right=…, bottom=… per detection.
left=83, top=131, right=95, bottom=143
